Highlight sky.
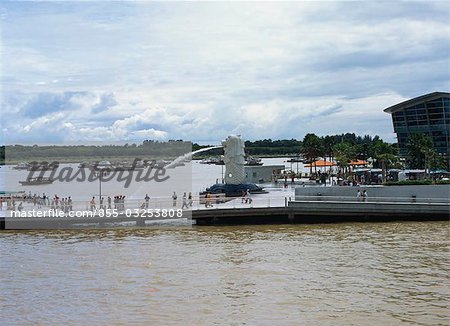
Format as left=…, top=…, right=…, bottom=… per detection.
left=1, top=1, right=449, bottom=145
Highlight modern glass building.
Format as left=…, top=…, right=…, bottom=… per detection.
left=384, top=92, right=450, bottom=158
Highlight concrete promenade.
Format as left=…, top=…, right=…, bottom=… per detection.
left=2, top=185, right=449, bottom=228
left=2, top=198, right=448, bottom=228
left=193, top=200, right=449, bottom=225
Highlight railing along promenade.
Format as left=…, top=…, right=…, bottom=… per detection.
left=2, top=193, right=449, bottom=228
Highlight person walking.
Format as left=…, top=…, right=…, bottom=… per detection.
left=145, top=194, right=150, bottom=208
left=68, top=196, right=73, bottom=211
left=181, top=192, right=189, bottom=209
left=90, top=197, right=96, bottom=211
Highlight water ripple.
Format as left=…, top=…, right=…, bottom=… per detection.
left=1, top=222, right=448, bottom=324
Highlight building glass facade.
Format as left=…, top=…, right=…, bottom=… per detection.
left=384, top=92, right=450, bottom=158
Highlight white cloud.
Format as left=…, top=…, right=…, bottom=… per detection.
left=131, top=129, right=167, bottom=139
left=1, top=1, right=448, bottom=144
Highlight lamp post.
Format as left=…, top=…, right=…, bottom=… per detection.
left=221, top=155, right=224, bottom=183
left=95, top=168, right=109, bottom=209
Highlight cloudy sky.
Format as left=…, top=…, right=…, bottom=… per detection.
left=1, top=1, right=449, bottom=145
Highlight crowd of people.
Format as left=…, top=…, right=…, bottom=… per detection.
left=0, top=192, right=74, bottom=212
left=89, top=195, right=127, bottom=211
left=1, top=189, right=264, bottom=213
left=171, top=192, right=193, bottom=209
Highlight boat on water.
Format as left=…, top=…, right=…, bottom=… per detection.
left=19, top=177, right=54, bottom=186
left=245, top=157, right=263, bottom=166
left=200, top=157, right=222, bottom=165
left=90, top=160, right=114, bottom=171
left=286, top=156, right=304, bottom=163
left=27, top=162, right=59, bottom=171
left=201, top=156, right=263, bottom=166
left=114, top=160, right=146, bottom=171
left=13, top=162, right=30, bottom=170
left=78, top=161, right=95, bottom=169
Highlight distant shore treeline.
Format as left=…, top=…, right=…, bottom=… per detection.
left=1, top=140, right=191, bottom=163
left=0, top=133, right=393, bottom=164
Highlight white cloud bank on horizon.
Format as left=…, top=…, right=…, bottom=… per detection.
left=1, top=1, right=449, bottom=145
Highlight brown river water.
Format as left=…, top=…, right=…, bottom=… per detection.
left=1, top=222, right=448, bottom=325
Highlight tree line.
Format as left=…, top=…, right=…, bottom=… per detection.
left=300, top=132, right=447, bottom=174
left=2, top=141, right=190, bottom=162
left=1, top=133, right=447, bottom=171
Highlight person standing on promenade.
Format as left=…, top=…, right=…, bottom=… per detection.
left=205, top=192, right=213, bottom=208
left=145, top=194, right=150, bottom=208
left=172, top=192, right=177, bottom=207
left=107, top=196, right=112, bottom=209
left=121, top=195, right=126, bottom=211
left=357, top=190, right=362, bottom=202
left=181, top=192, right=189, bottom=209
left=90, top=197, right=96, bottom=211
left=188, top=192, right=193, bottom=207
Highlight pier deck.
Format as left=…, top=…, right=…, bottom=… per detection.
left=2, top=199, right=448, bottom=229
left=193, top=200, right=449, bottom=225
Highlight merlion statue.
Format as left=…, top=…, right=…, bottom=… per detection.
left=222, top=135, right=246, bottom=184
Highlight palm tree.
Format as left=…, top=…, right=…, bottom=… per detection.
left=301, top=133, right=323, bottom=177
left=371, top=140, right=399, bottom=182
left=406, top=133, right=434, bottom=169
left=322, top=135, right=336, bottom=174
left=332, top=142, right=357, bottom=178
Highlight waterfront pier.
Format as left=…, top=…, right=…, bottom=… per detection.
left=2, top=193, right=448, bottom=229
left=193, top=200, right=449, bottom=225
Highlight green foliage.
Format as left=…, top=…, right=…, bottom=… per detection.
left=301, top=134, right=323, bottom=160
left=384, top=180, right=433, bottom=186
left=406, top=133, right=433, bottom=169
left=5, top=141, right=191, bottom=162
left=2, top=133, right=401, bottom=165
left=244, top=139, right=301, bottom=155
left=322, top=135, right=336, bottom=158
left=332, top=142, right=358, bottom=174
left=427, top=149, right=447, bottom=171
left=384, top=179, right=450, bottom=186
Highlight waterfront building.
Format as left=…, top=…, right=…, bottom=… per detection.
left=384, top=92, right=450, bottom=158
